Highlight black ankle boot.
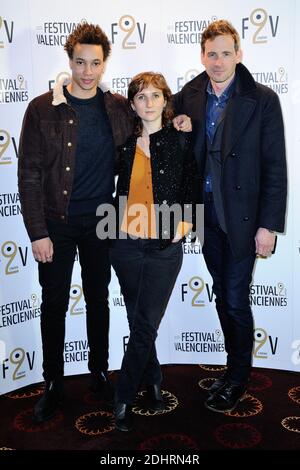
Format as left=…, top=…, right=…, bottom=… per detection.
left=33, top=379, right=64, bottom=423
left=146, top=384, right=165, bottom=412
left=114, top=402, right=133, bottom=432
left=208, top=373, right=228, bottom=394
left=90, top=371, right=114, bottom=404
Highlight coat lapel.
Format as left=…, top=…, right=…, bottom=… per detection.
left=186, top=81, right=207, bottom=171
left=222, top=94, right=257, bottom=160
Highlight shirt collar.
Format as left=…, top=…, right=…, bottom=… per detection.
left=206, top=75, right=236, bottom=102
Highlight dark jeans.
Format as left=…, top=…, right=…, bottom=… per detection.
left=38, top=215, right=111, bottom=381
left=203, top=194, right=256, bottom=385
left=110, top=237, right=183, bottom=404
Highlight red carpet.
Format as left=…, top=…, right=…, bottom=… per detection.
left=0, top=365, right=299, bottom=462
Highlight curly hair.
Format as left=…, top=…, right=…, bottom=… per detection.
left=128, top=72, right=174, bottom=136
left=64, top=22, right=111, bottom=60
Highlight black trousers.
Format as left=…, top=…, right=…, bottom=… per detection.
left=203, top=194, right=256, bottom=385
left=110, top=237, right=183, bottom=404
left=38, top=216, right=111, bottom=381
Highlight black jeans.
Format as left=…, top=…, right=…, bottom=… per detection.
left=38, top=216, right=111, bottom=381
left=203, top=194, right=256, bottom=385
left=110, top=237, right=183, bottom=404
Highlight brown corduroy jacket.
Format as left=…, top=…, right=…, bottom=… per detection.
left=18, top=81, right=134, bottom=241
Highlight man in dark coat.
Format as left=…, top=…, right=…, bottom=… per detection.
left=174, top=19, right=287, bottom=413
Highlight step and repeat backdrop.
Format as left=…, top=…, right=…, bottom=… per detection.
left=0, top=0, right=299, bottom=393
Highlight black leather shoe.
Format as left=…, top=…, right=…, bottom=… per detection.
left=146, top=384, right=165, bottom=412
left=33, top=379, right=63, bottom=423
left=205, top=382, right=247, bottom=413
left=208, top=373, right=227, bottom=394
left=114, top=402, right=133, bottom=432
left=90, top=371, right=114, bottom=404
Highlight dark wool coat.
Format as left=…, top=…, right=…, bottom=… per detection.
left=174, top=62, right=287, bottom=260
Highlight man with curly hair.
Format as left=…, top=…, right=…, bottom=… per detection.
left=18, top=22, right=134, bottom=423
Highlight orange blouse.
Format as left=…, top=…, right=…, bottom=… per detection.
left=121, top=146, right=157, bottom=238
left=121, top=145, right=191, bottom=239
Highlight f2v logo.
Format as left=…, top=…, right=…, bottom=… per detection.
left=2, top=348, right=35, bottom=380
left=253, top=328, right=278, bottom=359
left=181, top=276, right=214, bottom=307
left=0, top=130, right=18, bottom=164
left=1, top=241, right=28, bottom=274
left=111, top=15, right=146, bottom=49
left=242, top=8, right=279, bottom=43
left=69, top=284, right=84, bottom=315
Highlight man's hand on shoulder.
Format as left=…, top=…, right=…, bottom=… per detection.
left=173, top=115, right=192, bottom=132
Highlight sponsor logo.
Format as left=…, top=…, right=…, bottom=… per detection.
left=64, top=340, right=89, bottom=363
left=181, top=276, right=214, bottom=307
left=1, top=347, right=36, bottom=380
left=69, top=284, right=84, bottom=315
left=0, top=294, right=40, bottom=328
left=110, top=77, right=132, bottom=96
left=253, top=327, right=278, bottom=359
left=252, top=67, right=288, bottom=94
left=174, top=330, right=225, bottom=352
left=0, top=130, right=18, bottom=164
left=182, top=236, right=203, bottom=255
left=0, top=75, right=28, bottom=103
left=0, top=193, right=21, bottom=217
left=35, top=21, right=80, bottom=46
left=242, top=8, right=279, bottom=43
left=111, top=15, right=146, bottom=48
left=250, top=282, right=287, bottom=307
left=166, top=16, right=217, bottom=45
left=0, top=240, right=29, bottom=274
left=0, top=16, right=14, bottom=48
left=111, top=287, right=125, bottom=308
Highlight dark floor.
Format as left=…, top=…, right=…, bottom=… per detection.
left=0, top=365, right=300, bottom=462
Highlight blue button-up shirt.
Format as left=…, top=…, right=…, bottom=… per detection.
left=205, top=77, right=235, bottom=192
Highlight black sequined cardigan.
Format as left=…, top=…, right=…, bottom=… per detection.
left=114, top=125, right=199, bottom=247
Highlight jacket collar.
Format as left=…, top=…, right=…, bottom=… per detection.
left=52, top=72, right=112, bottom=106
left=188, top=63, right=257, bottom=165
left=234, top=63, right=257, bottom=95
left=187, top=62, right=257, bottom=97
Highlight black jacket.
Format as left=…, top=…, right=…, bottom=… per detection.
left=115, top=125, right=198, bottom=248
left=18, top=87, right=134, bottom=241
